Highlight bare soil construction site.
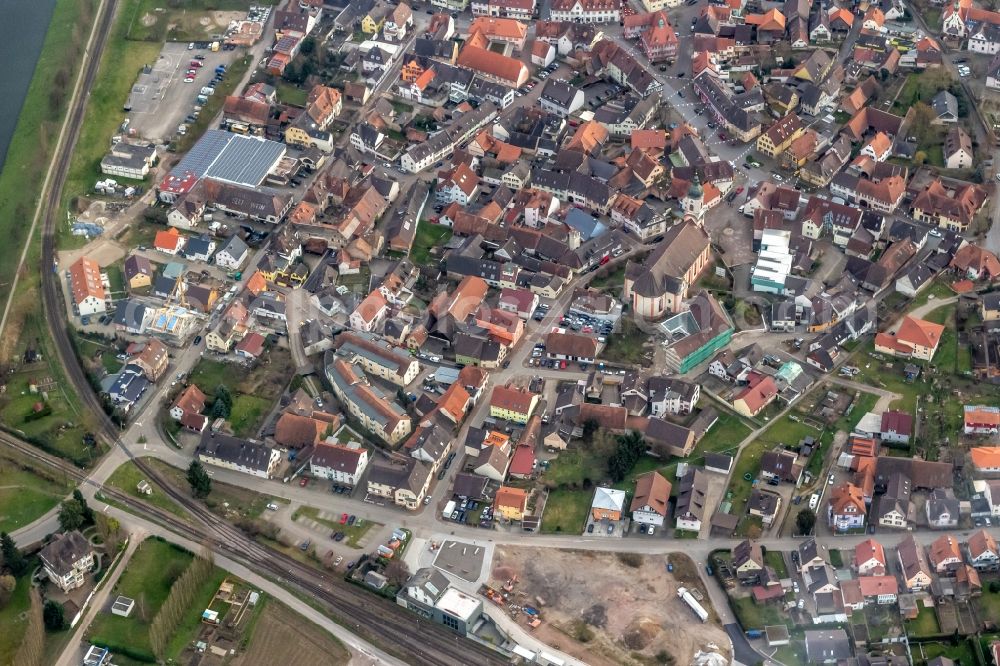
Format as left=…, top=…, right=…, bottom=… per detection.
left=490, top=547, right=731, bottom=666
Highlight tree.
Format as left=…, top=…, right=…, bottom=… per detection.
left=42, top=601, right=65, bottom=631
left=212, top=385, right=233, bottom=419
left=607, top=431, right=646, bottom=483
left=57, top=500, right=85, bottom=532
left=384, top=559, right=411, bottom=587
left=796, top=508, right=816, bottom=535
left=300, top=36, right=316, bottom=55
left=187, top=461, right=212, bottom=499
left=72, top=489, right=94, bottom=525
left=581, top=418, right=599, bottom=443
left=1, top=532, right=28, bottom=576
left=0, top=574, right=16, bottom=608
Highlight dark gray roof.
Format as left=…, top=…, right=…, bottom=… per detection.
left=113, top=299, right=147, bottom=329
left=39, top=530, right=91, bottom=576
left=197, top=432, right=276, bottom=473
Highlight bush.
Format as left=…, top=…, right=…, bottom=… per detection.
left=617, top=553, right=643, bottom=568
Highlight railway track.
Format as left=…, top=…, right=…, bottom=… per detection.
left=26, top=3, right=507, bottom=663
left=1, top=432, right=506, bottom=666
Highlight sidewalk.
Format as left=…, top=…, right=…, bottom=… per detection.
left=54, top=532, right=143, bottom=666
left=483, top=607, right=587, bottom=666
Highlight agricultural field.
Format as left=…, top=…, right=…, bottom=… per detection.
left=231, top=599, right=350, bottom=666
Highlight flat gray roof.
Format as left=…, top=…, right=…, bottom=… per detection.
left=169, top=130, right=285, bottom=187
left=433, top=540, right=486, bottom=583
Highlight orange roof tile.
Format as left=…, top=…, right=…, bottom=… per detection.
left=971, top=447, right=1000, bottom=469
left=154, top=227, right=182, bottom=251
left=457, top=45, right=527, bottom=85
left=68, top=256, right=106, bottom=305
left=494, top=485, right=528, bottom=511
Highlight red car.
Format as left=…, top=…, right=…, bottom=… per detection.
left=299, top=477, right=308, bottom=487
left=340, top=512, right=349, bottom=524
left=735, top=186, right=744, bottom=195
left=599, top=254, right=611, bottom=266
left=189, top=60, right=203, bottom=68
left=560, top=360, right=568, bottom=369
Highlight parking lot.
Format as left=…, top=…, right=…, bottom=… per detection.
left=126, top=41, right=242, bottom=142
left=528, top=301, right=618, bottom=370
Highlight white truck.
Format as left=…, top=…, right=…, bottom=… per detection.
left=442, top=500, right=456, bottom=520
left=677, top=586, right=708, bottom=623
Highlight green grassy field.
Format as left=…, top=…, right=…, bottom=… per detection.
left=0, top=572, right=34, bottom=664
left=411, top=221, right=452, bottom=266
left=906, top=601, right=941, bottom=637
left=103, top=460, right=190, bottom=520
left=186, top=351, right=292, bottom=437
left=540, top=488, right=591, bottom=534
left=276, top=81, right=309, bottom=107
left=0, top=362, right=97, bottom=465
left=88, top=538, right=194, bottom=660
left=0, top=461, right=70, bottom=533
left=230, top=395, right=272, bottom=438
left=600, top=318, right=651, bottom=365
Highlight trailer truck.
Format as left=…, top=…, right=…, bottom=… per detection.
left=677, top=587, right=708, bottom=622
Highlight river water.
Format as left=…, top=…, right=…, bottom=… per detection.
left=0, top=0, right=58, bottom=175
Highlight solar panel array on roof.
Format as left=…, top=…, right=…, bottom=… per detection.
left=167, top=130, right=286, bottom=188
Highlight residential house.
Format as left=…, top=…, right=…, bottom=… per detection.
left=732, top=376, right=778, bottom=418
left=675, top=467, right=707, bottom=532
left=215, top=235, right=249, bottom=271
left=69, top=256, right=107, bottom=317
left=493, top=486, right=529, bottom=521
left=898, top=534, right=933, bottom=591
left=309, top=441, right=369, bottom=486
left=760, top=449, right=800, bottom=485
left=966, top=406, right=1000, bottom=435
left=732, top=539, right=765, bottom=583
left=876, top=473, right=912, bottom=529
left=590, top=486, right=625, bottom=523
left=39, top=531, right=94, bottom=592
left=630, top=470, right=671, bottom=527
left=945, top=127, right=974, bottom=170
left=828, top=482, right=866, bottom=531
left=967, top=529, right=1000, bottom=571
left=326, top=358, right=412, bottom=445
left=854, top=538, right=887, bottom=576
left=489, top=384, right=538, bottom=424
left=367, top=459, right=431, bottom=510
left=196, top=432, right=282, bottom=479
left=123, top=255, right=153, bottom=290
left=350, top=290, right=389, bottom=333
left=798, top=538, right=827, bottom=573
left=874, top=315, right=945, bottom=361
left=647, top=377, right=699, bottom=416
left=928, top=534, right=964, bottom=575
left=539, top=80, right=585, bottom=117
left=926, top=488, right=960, bottom=529
left=748, top=489, right=782, bottom=526
left=805, top=630, right=852, bottom=664
left=550, top=0, right=620, bottom=23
